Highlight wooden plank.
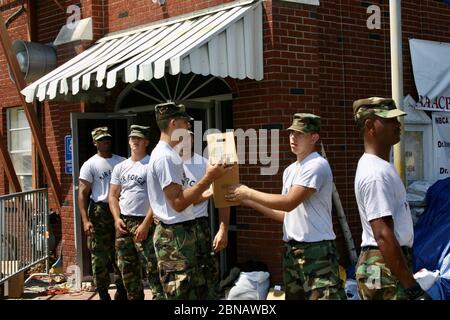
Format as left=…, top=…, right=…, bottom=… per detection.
left=0, top=14, right=62, bottom=211
left=26, top=0, right=37, bottom=42
left=0, top=138, right=21, bottom=192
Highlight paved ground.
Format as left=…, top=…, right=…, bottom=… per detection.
left=30, top=288, right=154, bottom=300
left=3, top=279, right=154, bottom=300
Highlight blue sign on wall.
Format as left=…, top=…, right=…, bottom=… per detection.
left=65, top=135, right=72, bottom=174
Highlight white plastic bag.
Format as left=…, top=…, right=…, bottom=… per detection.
left=345, top=279, right=360, bottom=300
left=414, top=268, right=440, bottom=291
left=227, top=271, right=270, bottom=300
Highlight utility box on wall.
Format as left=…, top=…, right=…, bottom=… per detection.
left=403, top=95, right=434, bottom=185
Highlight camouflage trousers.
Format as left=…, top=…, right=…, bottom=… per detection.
left=283, top=240, right=346, bottom=300
left=115, top=215, right=164, bottom=300
left=356, top=246, right=413, bottom=300
left=87, top=202, right=123, bottom=292
left=195, top=216, right=219, bottom=299
left=153, top=219, right=205, bottom=300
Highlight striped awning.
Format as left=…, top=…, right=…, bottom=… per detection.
left=21, top=0, right=263, bottom=103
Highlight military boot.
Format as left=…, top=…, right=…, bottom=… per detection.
left=114, top=283, right=128, bottom=301
left=98, top=289, right=111, bottom=300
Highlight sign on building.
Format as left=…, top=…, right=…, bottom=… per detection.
left=432, top=113, right=450, bottom=180
left=410, top=39, right=450, bottom=113
left=65, top=135, right=72, bottom=174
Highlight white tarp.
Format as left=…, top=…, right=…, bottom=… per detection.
left=410, top=39, right=450, bottom=112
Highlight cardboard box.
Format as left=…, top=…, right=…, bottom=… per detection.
left=6, top=271, right=24, bottom=298
left=207, top=132, right=239, bottom=208
left=1, top=261, right=24, bottom=298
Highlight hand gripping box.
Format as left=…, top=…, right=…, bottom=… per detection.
left=207, top=132, right=239, bottom=208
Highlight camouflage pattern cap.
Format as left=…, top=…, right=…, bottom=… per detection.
left=154, top=102, right=194, bottom=121
left=287, top=113, right=321, bottom=133
left=353, top=97, right=406, bottom=122
left=91, top=126, right=112, bottom=141
left=129, top=124, right=150, bottom=139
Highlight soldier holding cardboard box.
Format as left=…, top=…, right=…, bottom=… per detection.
left=147, top=102, right=231, bottom=299
left=226, top=113, right=346, bottom=300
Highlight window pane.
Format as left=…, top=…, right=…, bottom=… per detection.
left=19, top=175, right=32, bottom=191
left=8, top=108, right=33, bottom=191
left=10, top=129, right=32, bottom=151
left=9, top=108, right=29, bottom=129
left=17, top=109, right=28, bottom=128
left=405, top=131, right=424, bottom=184
left=11, top=153, right=32, bottom=174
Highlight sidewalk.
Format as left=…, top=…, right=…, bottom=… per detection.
left=4, top=279, right=154, bottom=300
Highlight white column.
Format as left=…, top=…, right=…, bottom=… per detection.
left=390, top=0, right=406, bottom=184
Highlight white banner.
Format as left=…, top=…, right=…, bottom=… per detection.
left=432, top=113, right=450, bottom=179
left=410, top=39, right=450, bottom=112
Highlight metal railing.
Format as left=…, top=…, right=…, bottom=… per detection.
left=0, top=188, right=49, bottom=284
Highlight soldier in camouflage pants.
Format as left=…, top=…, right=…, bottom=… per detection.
left=87, top=202, right=126, bottom=298
left=78, top=126, right=127, bottom=300
left=115, top=215, right=164, bottom=300
left=109, top=125, right=165, bottom=300
left=153, top=220, right=204, bottom=299
left=227, top=113, right=346, bottom=300
left=355, top=247, right=413, bottom=300
left=352, top=97, right=429, bottom=300
left=195, top=217, right=219, bottom=299
left=147, top=102, right=230, bottom=300
left=284, top=240, right=346, bottom=300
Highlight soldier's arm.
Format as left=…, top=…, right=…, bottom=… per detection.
left=135, top=206, right=154, bottom=242
left=241, top=199, right=285, bottom=223
left=213, top=207, right=230, bottom=252
left=164, top=163, right=228, bottom=212
left=78, top=179, right=93, bottom=234
left=227, top=184, right=315, bottom=212
left=370, top=216, right=417, bottom=289
left=108, top=183, right=128, bottom=234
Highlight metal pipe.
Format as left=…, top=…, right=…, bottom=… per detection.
left=390, top=0, right=406, bottom=184
left=321, top=143, right=358, bottom=266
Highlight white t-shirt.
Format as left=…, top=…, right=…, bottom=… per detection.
left=355, top=153, right=414, bottom=247
left=147, top=141, right=195, bottom=224
left=183, top=153, right=209, bottom=219
left=282, top=152, right=336, bottom=243
left=110, top=155, right=150, bottom=217
left=79, top=154, right=125, bottom=203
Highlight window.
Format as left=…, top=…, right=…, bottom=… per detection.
left=7, top=107, right=32, bottom=191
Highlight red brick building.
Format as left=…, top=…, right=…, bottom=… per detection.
left=1, top=0, right=450, bottom=284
